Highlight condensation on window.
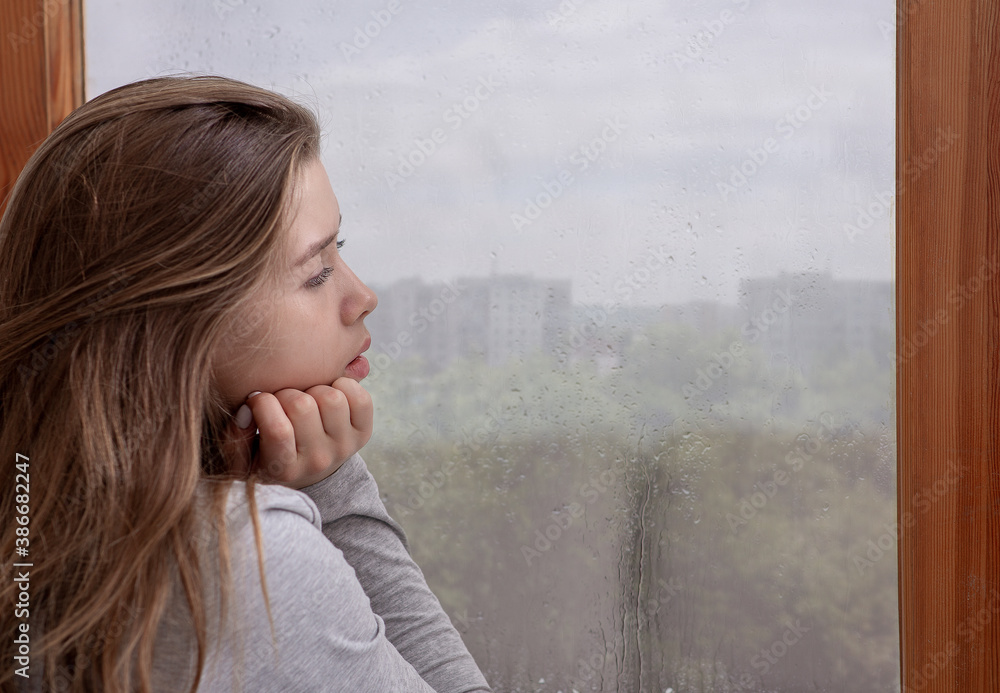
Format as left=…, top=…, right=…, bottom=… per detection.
left=87, top=0, right=898, bottom=690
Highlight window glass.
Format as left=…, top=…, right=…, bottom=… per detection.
left=86, top=1, right=898, bottom=689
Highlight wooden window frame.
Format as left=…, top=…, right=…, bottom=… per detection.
left=2, top=1, right=997, bottom=690
left=0, top=0, right=83, bottom=217
left=896, top=2, right=1000, bottom=691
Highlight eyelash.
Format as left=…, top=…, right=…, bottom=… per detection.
left=306, top=239, right=346, bottom=288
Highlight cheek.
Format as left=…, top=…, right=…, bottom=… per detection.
left=259, top=321, right=343, bottom=387
left=211, top=315, right=281, bottom=400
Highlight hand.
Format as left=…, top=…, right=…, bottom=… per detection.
left=224, top=377, right=373, bottom=489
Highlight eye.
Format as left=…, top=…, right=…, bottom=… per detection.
left=304, top=238, right=345, bottom=288
left=306, top=266, right=334, bottom=288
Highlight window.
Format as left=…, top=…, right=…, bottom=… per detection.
left=4, top=1, right=997, bottom=690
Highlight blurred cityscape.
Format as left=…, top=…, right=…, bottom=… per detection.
left=367, top=271, right=894, bottom=377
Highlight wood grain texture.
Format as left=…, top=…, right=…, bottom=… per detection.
left=898, top=1, right=1000, bottom=691
left=0, top=0, right=83, bottom=217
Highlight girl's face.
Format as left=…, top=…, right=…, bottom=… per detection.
left=213, top=157, right=377, bottom=409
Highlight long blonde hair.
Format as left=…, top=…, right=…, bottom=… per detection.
left=0, top=75, right=320, bottom=692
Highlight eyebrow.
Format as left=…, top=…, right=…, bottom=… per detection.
left=292, top=213, right=342, bottom=268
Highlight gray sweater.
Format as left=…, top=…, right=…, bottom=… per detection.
left=150, top=453, right=492, bottom=692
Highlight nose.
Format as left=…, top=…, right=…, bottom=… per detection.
left=341, top=262, right=377, bottom=325
left=358, top=280, right=378, bottom=320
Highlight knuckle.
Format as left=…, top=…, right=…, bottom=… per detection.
left=334, top=377, right=360, bottom=396
left=322, top=387, right=350, bottom=409
left=304, top=451, right=329, bottom=474
left=284, top=391, right=317, bottom=417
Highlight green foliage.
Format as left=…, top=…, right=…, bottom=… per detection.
left=362, top=320, right=898, bottom=692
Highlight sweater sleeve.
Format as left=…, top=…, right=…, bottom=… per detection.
left=299, top=454, right=492, bottom=693
left=151, top=482, right=437, bottom=693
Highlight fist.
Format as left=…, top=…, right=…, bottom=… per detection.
left=224, top=377, right=373, bottom=489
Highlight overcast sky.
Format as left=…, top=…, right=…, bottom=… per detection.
left=86, top=0, right=895, bottom=306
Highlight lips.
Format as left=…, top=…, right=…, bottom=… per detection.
left=356, top=335, right=371, bottom=361
left=345, top=334, right=371, bottom=380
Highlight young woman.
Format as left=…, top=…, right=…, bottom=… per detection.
left=0, top=75, right=491, bottom=693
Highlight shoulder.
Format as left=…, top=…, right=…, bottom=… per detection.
left=224, top=478, right=322, bottom=531
left=178, top=480, right=430, bottom=691
left=219, top=479, right=363, bottom=606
